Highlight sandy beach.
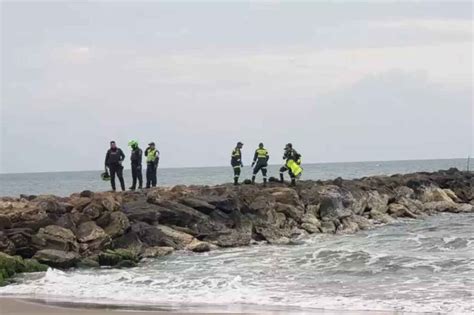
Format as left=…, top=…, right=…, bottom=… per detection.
left=0, top=297, right=430, bottom=315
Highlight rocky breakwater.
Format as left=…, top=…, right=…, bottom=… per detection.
left=0, top=169, right=472, bottom=284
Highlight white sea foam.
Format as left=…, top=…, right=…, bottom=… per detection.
left=1, top=213, right=473, bottom=314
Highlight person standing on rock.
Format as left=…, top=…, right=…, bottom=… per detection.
left=280, top=143, right=302, bottom=186
left=145, top=142, right=160, bottom=188
left=251, top=142, right=269, bottom=186
left=128, top=140, right=143, bottom=190
left=104, top=141, right=126, bottom=192
left=231, top=142, right=244, bottom=185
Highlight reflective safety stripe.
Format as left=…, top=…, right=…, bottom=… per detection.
left=256, top=148, right=268, bottom=158
left=233, top=166, right=241, bottom=169
left=146, top=149, right=157, bottom=163
left=261, top=167, right=267, bottom=170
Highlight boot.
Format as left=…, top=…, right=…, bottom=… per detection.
left=279, top=173, right=284, bottom=183
left=251, top=176, right=256, bottom=184
left=263, top=178, right=267, bottom=187
left=290, top=178, right=296, bottom=186
left=234, top=177, right=239, bottom=186
left=129, top=186, right=136, bottom=191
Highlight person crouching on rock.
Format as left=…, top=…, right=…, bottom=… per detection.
left=280, top=143, right=302, bottom=186
left=251, top=142, right=269, bottom=186
left=145, top=142, right=160, bottom=188
left=104, top=141, right=126, bottom=191
left=231, top=142, right=244, bottom=185
left=128, top=140, right=143, bottom=190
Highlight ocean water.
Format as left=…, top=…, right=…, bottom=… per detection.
left=1, top=213, right=473, bottom=314
left=0, top=158, right=471, bottom=197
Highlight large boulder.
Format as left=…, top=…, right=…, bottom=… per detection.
left=266, top=188, right=303, bottom=207
left=275, top=203, right=304, bottom=222
left=76, top=221, right=111, bottom=253
left=419, top=186, right=454, bottom=203
left=103, top=211, right=130, bottom=238
left=0, top=231, right=15, bottom=255
left=32, top=225, right=79, bottom=252
left=130, top=222, right=180, bottom=248
left=300, top=212, right=321, bottom=234
left=4, top=228, right=36, bottom=258
left=33, top=249, right=80, bottom=268
left=155, top=225, right=194, bottom=249
left=123, top=200, right=159, bottom=224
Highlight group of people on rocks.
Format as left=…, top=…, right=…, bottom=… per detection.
left=103, top=140, right=302, bottom=191
left=104, top=140, right=159, bottom=191
left=231, top=142, right=302, bottom=187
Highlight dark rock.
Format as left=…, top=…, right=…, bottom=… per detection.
left=180, top=198, right=216, bottom=215
left=80, top=190, right=94, bottom=198
left=123, top=201, right=159, bottom=225
left=76, top=221, right=111, bottom=253
left=98, top=249, right=140, bottom=267
left=33, top=249, right=80, bottom=268
left=320, top=221, right=336, bottom=233
left=0, top=231, right=15, bottom=255
left=56, top=213, right=77, bottom=233
left=82, top=202, right=103, bottom=221
left=143, top=246, right=174, bottom=258
left=0, top=215, right=12, bottom=230
left=77, top=257, right=100, bottom=268
left=103, top=211, right=130, bottom=238
left=112, top=231, right=143, bottom=252
left=32, top=225, right=79, bottom=252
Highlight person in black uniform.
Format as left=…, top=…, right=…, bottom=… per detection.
left=231, top=142, right=244, bottom=185
left=145, top=142, right=160, bottom=188
left=280, top=143, right=301, bottom=186
left=104, top=141, right=126, bottom=191
left=251, top=143, right=269, bottom=186
left=128, top=140, right=143, bottom=190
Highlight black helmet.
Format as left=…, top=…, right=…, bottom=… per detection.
left=101, top=171, right=111, bottom=181
left=237, top=141, right=243, bottom=146
left=259, top=142, right=264, bottom=148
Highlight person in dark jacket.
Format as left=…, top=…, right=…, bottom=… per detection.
left=231, top=142, right=244, bottom=185
left=251, top=143, right=269, bottom=186
left=279, top=143, right=302, bottom=186
left=128, top=140, right=143, bottom=190
left=104, top=141, right=126, bottom=191
left=145, top=142, right=160, bottom=188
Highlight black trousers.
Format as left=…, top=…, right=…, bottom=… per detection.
left=146, top=163, right=157, bottom=188
left=131, top=163, right=143, bottom=189
left=232, top=164, right=241, bottom=184
left=252, top=162, right=268, bottom=180
left=280, top=165, right=295, bottom=178
left=109, top=164, right=125, bottom=191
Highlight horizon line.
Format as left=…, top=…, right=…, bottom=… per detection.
left=0, top=156, right=470, bottom=176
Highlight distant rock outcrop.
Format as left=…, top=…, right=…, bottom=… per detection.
left=0, top=168, right=472, bottom=280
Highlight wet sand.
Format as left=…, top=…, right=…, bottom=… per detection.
left=0, top=297, right=427, bottom=315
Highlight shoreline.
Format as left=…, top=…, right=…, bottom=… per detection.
left=0, top=297, right=433, bottom=315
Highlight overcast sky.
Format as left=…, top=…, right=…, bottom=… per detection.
left=1, top=1, right=473, bottom=173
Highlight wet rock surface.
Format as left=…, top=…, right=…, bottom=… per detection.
left=0, top=169, right=472, bottom=271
